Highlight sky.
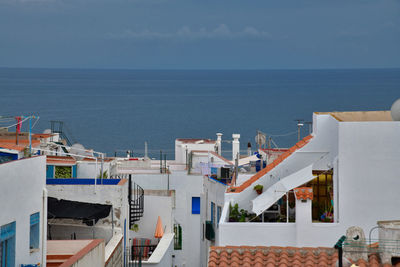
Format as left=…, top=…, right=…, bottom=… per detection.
left=0, top=0, right=399, bottom=69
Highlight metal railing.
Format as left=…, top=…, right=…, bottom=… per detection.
left=124, top=245, right=158, bottom=267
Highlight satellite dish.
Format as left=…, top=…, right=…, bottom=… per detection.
left=43, top=129, right=52, bottom=134
left=391, top=98, right=400, bottom=121
left=70, top=143, right=93, bottom=161
left=255, top=131, right=266, bottom=147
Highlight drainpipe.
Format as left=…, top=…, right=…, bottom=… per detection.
left=42, top=188, right=48, bottom=267
left=334, top=235, right=346, bottom=267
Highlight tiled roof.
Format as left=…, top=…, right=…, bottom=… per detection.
left=208, top=246, right=394, bottom=267
left=0, top=139, right=41, bottom=152
left=294, top=187, right=313, bottom=200
left=228, top=135, right=313, bottom=193
left=32, top=133, right=55, bottom=139
left=46, top=156, right=76, bottom=165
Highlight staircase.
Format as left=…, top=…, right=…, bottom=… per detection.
left=129, top=176, right=144, bottom=227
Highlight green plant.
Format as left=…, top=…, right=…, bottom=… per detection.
left=131, top=223, right=139, bottom=232
left=97, top=170, right=108, bottom=179
left=229, top=203, right=240, bottom=222
left=253, top=184, right=263, bottom=194
left=55, top=166, right=72, bottom=178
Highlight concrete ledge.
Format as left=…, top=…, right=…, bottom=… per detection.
left=105, top=233, right=123, bottom=264
left=143, top=233, right=174, bottom=264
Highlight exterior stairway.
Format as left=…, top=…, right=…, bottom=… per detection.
left=129, top=177, right=144, bottom=228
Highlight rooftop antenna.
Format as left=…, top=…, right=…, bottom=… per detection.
left=294, top=119, right=304, bottom=141
left=255, top=130, right=266, bottom=150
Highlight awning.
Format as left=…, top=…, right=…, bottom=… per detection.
left=251, top=164, right=316, bottom=215
left=237, top=154, right=260, bottom=166
left=48, top=197, right=112, bottom=226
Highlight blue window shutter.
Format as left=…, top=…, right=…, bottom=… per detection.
left=192, top=197, right=200, bottom=214
left=72, top=165, right=77, bottom=178
left=46, top=165, right=54, bottom=178
left=30, top=213, right=40, bottom=226
left=30, top=213, right=40, bottom=249
left=1, top=221, right=16, bottom=267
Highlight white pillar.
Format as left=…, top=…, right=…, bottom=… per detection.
left=232, top=134, right=240, bottom=161
left=216, top=133, right=223, bottom=155
left=294, top=187, right=313, bottom=246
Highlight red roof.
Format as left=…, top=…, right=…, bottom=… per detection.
left=208, top=246, right=393, bottom=267
left=46, top=156, right=76, bottom=165
left=0, top=139, right=41, bottom=152
left=228, top=135, right=313, bottom=193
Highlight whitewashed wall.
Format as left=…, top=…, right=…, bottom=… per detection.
left=77, top=161, right=113, bottom=178
left=0, top=156, right=47, bottom=266
left=130, top=194, right=173, bottom=244
left=175, top=140, right=216, bottom=164
left=132, top=171, right=204, bottom=267
left=218, top=117, right=400, bottom=248
left=47, top=181, right=129, bottom=249
left=200, top=177, right=227, bottom=265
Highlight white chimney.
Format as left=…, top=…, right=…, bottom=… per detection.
left=232, top=134, right=240, bottom=161
left=216, top=133, right=223, bottom=155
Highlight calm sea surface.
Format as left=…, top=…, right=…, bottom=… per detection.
left=0, top=68, right=399, bottom=159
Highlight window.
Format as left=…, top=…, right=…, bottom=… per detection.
left=173, top=224, right=182, bottom=250
left=305, top=170, right=334, bottom=222
left=211, top=202, right=215, bottom=226
left=30, top=213, right=40, bottom=250
left=55, top=166, right=72, bottom=178
left=1, top=221, right=16, bottom=267
left=217, top=206, right=222, bottom=227
left=192, top=197, right=200, bottom=214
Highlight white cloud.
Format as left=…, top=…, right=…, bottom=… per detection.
left=106, top=24, right=272, bottom=41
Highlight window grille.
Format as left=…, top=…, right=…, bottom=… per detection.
left=173, top=224, right=182, bottom=250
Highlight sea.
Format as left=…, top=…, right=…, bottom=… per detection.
left=0, top=68, right=399, bottom=159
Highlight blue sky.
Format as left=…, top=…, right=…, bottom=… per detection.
left=0, top=0, right=399, bottom=69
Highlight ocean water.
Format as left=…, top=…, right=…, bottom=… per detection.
left=0, top=68, right=399, bottom=159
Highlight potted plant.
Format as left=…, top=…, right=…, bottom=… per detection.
left=253, top=184, right=263, bottom=195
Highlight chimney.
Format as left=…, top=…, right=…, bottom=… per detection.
left=232, top=134, right=240, bottom=161
left=216, top=133, right=223, bottom=155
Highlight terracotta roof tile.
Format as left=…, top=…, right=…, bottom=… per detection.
left=294, top=187, right=314, bottom=200
left=208, top=246, right=392, bottom=267
left=228, top=135, right=313, bottom=193
left=0, top=139, right=41, bottom=152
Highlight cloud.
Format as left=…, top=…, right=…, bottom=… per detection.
left=106, top=24, right=272, bottom=42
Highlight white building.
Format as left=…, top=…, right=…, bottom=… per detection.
left=121, top=135, right=235, bottom=267
left=219, top=110, right=400, bottom=248
left=0, top=156, right=47, bottom=267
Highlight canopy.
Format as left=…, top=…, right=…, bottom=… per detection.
left=237, top=154, right=260, bottom=166
left=48, top=197, right=112, bottom=226
left=154, top=216, right=164, bottom=238
left=251, top=164, right=316, bottom=215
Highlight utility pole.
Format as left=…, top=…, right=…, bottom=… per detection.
left=294, top=119, right=304, bottom=141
